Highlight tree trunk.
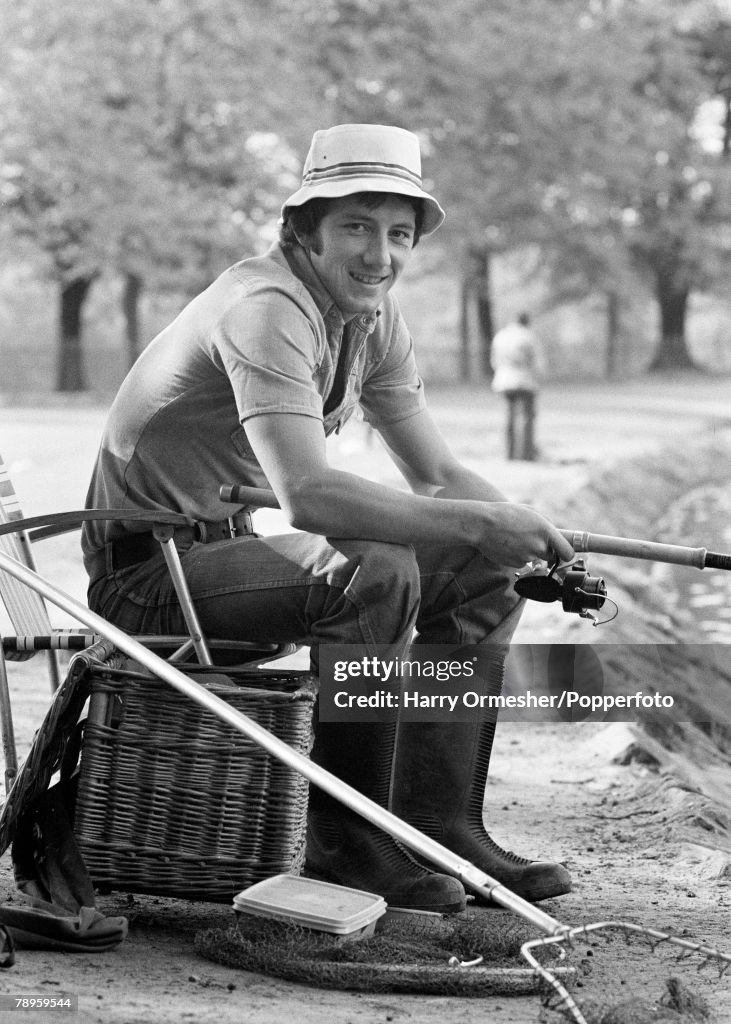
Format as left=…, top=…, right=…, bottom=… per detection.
left=474, top=246, right=494, bottom=378
left=605, top=288, right=620, bottom=378
left=477, top=285, right=495, bottom=378
left=122, top=272, right=143, bottom=370
left=459, top=274, right=471, bottom=381
left=461, top=243, right=495, bottom=380
left=648, top=271, right=694, bottom=372
left=57, top=276, right=94, bottom=392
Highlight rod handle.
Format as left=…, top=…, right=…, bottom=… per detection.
left=560, top=529, right=709, bottom=569
left=220, top=484, right=280, bottom=509
left=706, top=551, right=731, bottom=571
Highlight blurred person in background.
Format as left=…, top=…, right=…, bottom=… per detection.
left=83, top=124, right=573, bottom=914
left=491, top=312, right=545, bottom=461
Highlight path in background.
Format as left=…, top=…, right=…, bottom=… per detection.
left=2, top=372, right=729, bottom=631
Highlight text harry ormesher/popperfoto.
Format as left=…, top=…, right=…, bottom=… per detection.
left=332, top=689, right=675, bottom=713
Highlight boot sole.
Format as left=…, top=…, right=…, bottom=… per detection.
left=406, top=852, right=572, bottom=903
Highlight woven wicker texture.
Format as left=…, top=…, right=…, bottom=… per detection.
left=74, top=664, right=315, bottom=901
left=0, top=640, right=122, bottom=856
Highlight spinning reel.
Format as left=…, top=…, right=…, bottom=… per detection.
left=514, top=557, right=616, bottom=625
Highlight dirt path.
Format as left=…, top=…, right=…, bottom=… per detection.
left=4, top=717, right=729, bottom=1024
left=2, top=376, right=731, bottom=1022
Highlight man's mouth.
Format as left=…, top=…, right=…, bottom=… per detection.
left=349, top=272, right=388, bottom=286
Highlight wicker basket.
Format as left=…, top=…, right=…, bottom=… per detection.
left=73, top=663, right=315, bottom=902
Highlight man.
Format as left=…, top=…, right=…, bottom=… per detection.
left=82, top=124, right=574, bottom=913
left=491, top=313, right=544, bottom=461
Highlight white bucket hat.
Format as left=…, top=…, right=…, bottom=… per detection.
left=281, top=123, right=445, bottom=236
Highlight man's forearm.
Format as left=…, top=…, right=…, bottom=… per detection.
left=429, top=465, right=509, bottom=505
left=280, top=467, right=572, bottom=568
left=284, top=468, right=482, bottom=547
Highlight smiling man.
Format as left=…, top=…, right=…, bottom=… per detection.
left=296, top=193, right=416, bottom=314
left=83, top=124, right=574, bottom=912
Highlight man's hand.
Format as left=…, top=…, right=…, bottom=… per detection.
left=474, top=502, right=575, bottom=568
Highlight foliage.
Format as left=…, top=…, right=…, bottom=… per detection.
left=1, top=0, right=730, bottom=385
left=287, top=0, right=731, bottom=368
left=0, top=0, right=307, bottom=292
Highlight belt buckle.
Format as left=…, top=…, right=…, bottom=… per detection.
left=225, top=516, right=238, bottom=539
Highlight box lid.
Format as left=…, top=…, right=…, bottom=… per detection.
left=233, top=874, right=387, bottom=934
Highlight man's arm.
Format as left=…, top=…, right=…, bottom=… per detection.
left=243, top=408, right=573, bottom=567
left=375, top=407, right=509, bottom=502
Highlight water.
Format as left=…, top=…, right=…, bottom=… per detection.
left=653, top=485, right=731, bottom=643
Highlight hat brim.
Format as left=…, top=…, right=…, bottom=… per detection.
left=281, top=177, right=445, bottom=236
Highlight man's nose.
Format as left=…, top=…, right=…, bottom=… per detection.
left=363, top=231, right=391, bottom=267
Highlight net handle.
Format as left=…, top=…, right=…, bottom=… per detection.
left=0, top=548, right=564, bottom=938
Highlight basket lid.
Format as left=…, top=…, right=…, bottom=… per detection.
left=233, top=874, right=387, bottom=933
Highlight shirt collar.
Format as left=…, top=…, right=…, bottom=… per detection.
left=268, top=241, right=379, bottom=336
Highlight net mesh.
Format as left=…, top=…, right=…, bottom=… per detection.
left=196, top=911, right=727, bottom=1019
left=196, top=909, right=569, bottom=997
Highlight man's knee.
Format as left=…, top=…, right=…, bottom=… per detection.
left=333, top=538, right=420, bottom=610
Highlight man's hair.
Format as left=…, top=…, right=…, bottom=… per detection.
left=279, top=192, right=425, bottom=251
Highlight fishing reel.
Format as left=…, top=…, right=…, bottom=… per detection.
left=514, top=556, right=616, bottom=625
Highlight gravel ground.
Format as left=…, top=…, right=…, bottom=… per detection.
left=1, top=372, right=731, bottom=1023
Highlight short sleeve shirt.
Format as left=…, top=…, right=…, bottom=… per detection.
left=81, top=241, right=426, bottom=569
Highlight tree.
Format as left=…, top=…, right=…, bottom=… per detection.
left=408, top=0, right=663, bottom=374
left=0, top=0, right=309, bottom=389
left=2, top=1, right=143, bottom=389
left=3, top=0, right=730, bottom=387
left=425, top=0, right=731, bottom=373
left=620, top=3, right=730, bottom=371
left=459, top=244, right=496, bottom=379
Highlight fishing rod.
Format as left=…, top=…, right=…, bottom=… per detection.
left=219, top=484, right=731, bottom=626
left=2, top=547, right=731, bottom=1023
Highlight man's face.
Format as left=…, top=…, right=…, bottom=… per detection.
left=305, top=194, right=417, bottom=316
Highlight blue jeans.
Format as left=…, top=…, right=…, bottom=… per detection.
left=87, top=532, right=524, bottom=662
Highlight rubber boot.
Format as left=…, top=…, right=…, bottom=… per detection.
left=391, top=645, right=571, bottom=903
left=305, top=708, right=466, bottom=913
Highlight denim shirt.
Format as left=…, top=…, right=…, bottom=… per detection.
left=81, top=241, right=426, bottom=569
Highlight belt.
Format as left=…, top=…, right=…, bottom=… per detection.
left=105, top=512, right=255, bottom=573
